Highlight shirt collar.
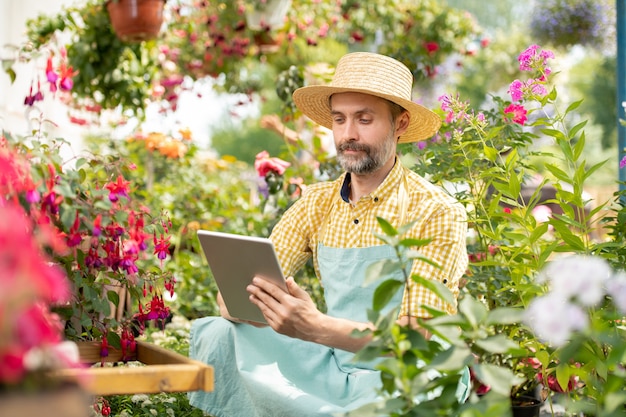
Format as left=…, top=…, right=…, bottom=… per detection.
left=339, top=158, right=403, bottom=203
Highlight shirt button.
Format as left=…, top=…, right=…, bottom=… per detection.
left=354, top=219, right=359, bottom=224
left=374, top=197, right=379, bottom=202
left=443, top=279, right=448, bottom=284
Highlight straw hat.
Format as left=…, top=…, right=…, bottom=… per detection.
left=292, top=52, right=441, bottom=143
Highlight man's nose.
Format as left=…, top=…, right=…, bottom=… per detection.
left=337, top=120, right=358, bottom=142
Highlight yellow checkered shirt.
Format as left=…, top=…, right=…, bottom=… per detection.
left=270, top=160, right=468, bottom=318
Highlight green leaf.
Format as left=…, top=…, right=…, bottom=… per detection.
left=528, top=223, right=550, bottom=244
left=565, top=99, right=583, bottom=113
left=473, top=363, right=524, bottom=396
left=550, top=220, right=585, bottom=251
left=372, top=279, right=404, bottom=311
left=107, top=331, right=122, bottom=350
left=508, top=172, right=521, bottom=200
left=376, top=217, right=397, bottom=236
left=107, top=289, right=120, bottom=307
left=555, top=362, right=571, bottom=393
left=412, top=275, right=455, bottom=307
left=485, top=307, right=525, bottom=325
left=399, top=237, right=432, bottom=248
left=364, top=259, right=404, bottom=286
left=458, top=296, right=488, bottom=328
left=541, top=128, right=566, bottom=141
left=483, top=145, right=498, bottom=162
left=544, top=163, right=571, bottom=183
left=396, top=220, right=417, bottom=236
left=571, top=129, right=586, bottom=161
left=475, top=334, right=520, bottom=354
left=429, top=345, right=473, bottom=371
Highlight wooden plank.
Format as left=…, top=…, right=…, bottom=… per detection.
left=52, top=364, right=214, bottom=395
left=48, top=340, right=214, bottom=395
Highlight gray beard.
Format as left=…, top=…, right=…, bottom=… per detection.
left=336, top=132, right=396, bottom=175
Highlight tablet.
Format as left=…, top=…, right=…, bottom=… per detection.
left=197, top=230, right=287, bottom=324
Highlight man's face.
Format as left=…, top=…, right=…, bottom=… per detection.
left=330, top=92, right=398, bottom=175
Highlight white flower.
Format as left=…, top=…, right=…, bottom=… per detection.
left=606, top=271, right=626, bottom=314
left=23, top=341, right=80, bottom=371
left=524, top=293, right=588, bottom=347
left=538, top=255, right=611, bottom=306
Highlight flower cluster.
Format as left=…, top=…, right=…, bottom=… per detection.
left=126, top=130, right=191, bottom=159
left=0, top=139, right=80, bottom=390
left=524, top=255, right=626, bottom=347
left=2, top=130, right=175, bottom=364
left=22, top=48, right=77, bottom=107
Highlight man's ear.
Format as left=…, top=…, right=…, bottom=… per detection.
left=394, top=111, right=411, bottom=138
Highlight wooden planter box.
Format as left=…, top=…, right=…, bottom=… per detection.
left=50, top=341, right=213, bottom=396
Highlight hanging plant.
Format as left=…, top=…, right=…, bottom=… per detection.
left=529, top=0, right=612, bottom=49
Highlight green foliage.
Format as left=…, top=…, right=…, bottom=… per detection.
left=346, top=44, right=626, bottom=416
left=210, top=121, right=287, bottom=165
left=569, top=53, right=617, bottom=150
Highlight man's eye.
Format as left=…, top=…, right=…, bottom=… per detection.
left=360, top=119, right=372, bottom=124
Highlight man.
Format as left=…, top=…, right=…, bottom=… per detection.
left=188, top=52, right=468, bottom=417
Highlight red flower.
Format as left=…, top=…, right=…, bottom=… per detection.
left=504, top=103, right=528, bottom=125
left=424, top=41, right=440, bottom=54
left=254, top=150, right=290, bottom=177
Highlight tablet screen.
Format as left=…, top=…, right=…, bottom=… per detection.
left=197, top=230, right=287, bottom=324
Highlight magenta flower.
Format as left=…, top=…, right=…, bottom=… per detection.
left=508, top=80, right=524, bottom=102
left=620, top=155, right=626, bottom=169
left=518, top=44, right=555, bottom=75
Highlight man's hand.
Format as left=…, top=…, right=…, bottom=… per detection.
left=246, top=276, right=322, bottom=341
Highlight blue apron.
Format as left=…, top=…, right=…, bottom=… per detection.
left=188, top=178, right=469, bottom=417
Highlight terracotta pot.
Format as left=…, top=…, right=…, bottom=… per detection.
left=106, top=0, right=165, bottom=42
left=511, top=395, right=543, bottom=417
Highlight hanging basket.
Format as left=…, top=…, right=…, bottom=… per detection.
left=106, top=0, right=166, bottom=42
left=245, top=0, right=292, bottom=31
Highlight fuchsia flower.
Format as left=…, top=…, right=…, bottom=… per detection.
left=105, top=175, right=131, bottom=202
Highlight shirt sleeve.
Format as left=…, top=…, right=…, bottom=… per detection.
left=399, top=200, right=468, bottom=318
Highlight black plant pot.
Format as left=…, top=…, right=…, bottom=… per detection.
left=511, top=395, right=543, bottom=417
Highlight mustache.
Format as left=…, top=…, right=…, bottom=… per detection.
left=337, top=142, right=369, bottom=153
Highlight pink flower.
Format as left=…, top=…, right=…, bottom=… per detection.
left=254, top=151, right=290, bottom=177
left=504, top=103, right=528, bottom=125
left=508, top=80, right=524, bottom=102
left=518, top=44, right=555, bottom=75
left=620, top=155, right=626, bottom=169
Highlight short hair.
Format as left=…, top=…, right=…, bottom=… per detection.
left=387, top=100, right=407, bottom=123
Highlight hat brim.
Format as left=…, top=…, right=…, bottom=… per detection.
left=292, top=85, right=441, bottom=143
